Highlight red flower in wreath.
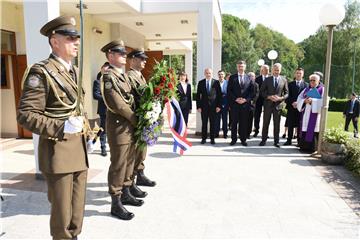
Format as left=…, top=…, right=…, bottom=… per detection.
left=159, top=83, right=165, bottom=89
left=168, top=83, right=173, bottom=89
left=154, top=87, right=161, bottom=95
left=163, top=96, right=169, bottom=104
left=161, top=76, right=166, bottom=83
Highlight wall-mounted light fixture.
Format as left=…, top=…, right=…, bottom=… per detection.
left=155, top=33, right=161, bottom=37
left=181, top=20, right=189, bottom=24
left=76, top=3, right=88, bottom=9
left=92, top=27, right=102, bottom=34
left=135, top=22, right=144, bottom=26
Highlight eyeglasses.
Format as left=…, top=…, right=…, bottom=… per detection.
left=309, top=79, right=317, bottom=82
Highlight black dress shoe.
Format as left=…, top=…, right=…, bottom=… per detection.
left=224, top=134, right=228, bottom=139
left=121, top=187, right=144, bottom=206
left=229, top=140, right=236, bottom=146
left=101, top=147, right=107, bottom=157
left=130, top=183, right=147, bottom=198
left=241, top=141, right=248, bottom=146
left=201, top=139, right=206, bottom=144
left=283, top=140, right=292, bottom=146
left=136, top=170, right=156, bottom=187
left=274, top=142, right=280, bottom=148
left=210, top=139, right=215, bottom=144
left=259, top=141, right=266, bottom=146
left=253, top=131, right=259, bottom=137
left=111, top=195, right=134, bottom=220
left=282, top=134, right=286, bottom=139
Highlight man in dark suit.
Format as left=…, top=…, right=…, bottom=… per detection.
left=196, top=68, right=221, bottom=144
left=284, top=68, right=308, bottom=145
left=247, top=72, right=259, bottom=139
left=215, top=70, right=229, bottom=138
left=227, top=61, right=255, bottom=146
left=253, top=64, right=270, bottom=137
left=259, top=63, right=289, bottom=147
left=93, top=62, right=110, bottom=156
left=343, top=92, right=359, bottom=138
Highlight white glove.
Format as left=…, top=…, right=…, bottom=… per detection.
left=64, top=116, right=84, bottom=134
left=86, top=139, right=94, bottom=153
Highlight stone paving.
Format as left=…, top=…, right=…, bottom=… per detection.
left=1, top=112, right=360, bottom=239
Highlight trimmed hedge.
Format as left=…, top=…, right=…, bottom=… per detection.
left=344, top=139, right=360, bottom=175
left=329, top=99, right=348, bottom=112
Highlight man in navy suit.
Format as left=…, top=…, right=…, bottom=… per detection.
left=227, top=60, right=255, bottom=146
left=253, top=64, right=269, bottom=137
left=284, top=68, right=308, bottom=145
left=343, top=92, right=359, bottom=138
left=93, top=62, right=110, bottom=156
left=259, top=63, right=289, bottom=147
left=196, top=68, right=221, bottom=144
left=215, top=70, right=229, bottom=138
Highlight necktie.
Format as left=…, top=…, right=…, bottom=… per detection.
left=69, top=67, right=76, bottom=83
left=350, top=100, right=354, bottom=113
left=239, top=75, right=244, bottom=87
left=274, top=77, right=278, bottom=88
left=207, top=80, right=210, bottom=94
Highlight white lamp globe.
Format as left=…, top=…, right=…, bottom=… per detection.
left=267, top=50, right=278, bottom=60
left=257, top=59, right=265, bottom=66
left=319, top=3, right=345, bottom=26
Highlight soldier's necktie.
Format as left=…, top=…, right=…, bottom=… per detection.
left=69, top=67, right=76, bottom=83
left=207, top=80, right=210, bottom=94
left=274, top=77, right=278, bottom=89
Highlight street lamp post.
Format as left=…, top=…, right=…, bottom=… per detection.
left=317, top=3, right=345, bottom=153
left=257, top=59, right=265, bottom=66
left=267, top=50, right=278, bottom=67
left=352, top=36, right=357, bottom=93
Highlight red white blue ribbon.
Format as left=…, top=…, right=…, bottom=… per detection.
left=165, top=97, right=192, bottom=155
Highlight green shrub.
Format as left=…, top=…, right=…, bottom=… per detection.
left=344, top=139, right=360, bottom=175
left=329, top=99, right=348, bottom=112
left=323, top=127, right=349, bottom=144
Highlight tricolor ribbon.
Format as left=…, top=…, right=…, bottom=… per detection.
left=165, top=97, right=192, bottom=155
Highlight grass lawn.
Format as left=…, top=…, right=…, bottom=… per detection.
left=327, top=111, right=354, bottom=132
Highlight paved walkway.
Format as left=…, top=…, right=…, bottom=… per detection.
left=1, top=111, right=360, bottom=239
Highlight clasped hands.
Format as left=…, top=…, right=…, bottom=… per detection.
left=304, top=97, right=312, bottom=105
left=236, top=97, right=247, bottom=105
left=267, top=95, right=282, bottom=102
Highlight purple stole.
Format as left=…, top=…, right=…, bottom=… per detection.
left=299, top=85, right=323, bottom=142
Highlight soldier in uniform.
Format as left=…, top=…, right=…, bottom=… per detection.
left=17, top=16, right=88, bottom=240
left=127, top=50, right=156, bottom=193
left=100, top=41, right=143, bottom=221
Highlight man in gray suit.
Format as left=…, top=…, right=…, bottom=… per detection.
left=259, top=63, right=289, bottom=147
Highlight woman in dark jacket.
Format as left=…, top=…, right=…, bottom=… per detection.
left=176, top=71, right=192, bottom=125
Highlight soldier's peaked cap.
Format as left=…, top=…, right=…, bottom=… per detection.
left=40, top=15, right=80, bottom=37
left=128, top=50, right=148, bottom=59
left=101, top=40, right=127, bottom=54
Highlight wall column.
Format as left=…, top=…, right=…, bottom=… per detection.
left=213, top=39, right=222, bottom=73
left=23, top=0, right=59, bottom=179
left=196, top=2, right=213, bottom=134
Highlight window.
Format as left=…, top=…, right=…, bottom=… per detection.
left=1, top=30, right=16, bottom=89
left=1, top=55, right=10, bottom=88
left=1, top=30, right=16, bottom=55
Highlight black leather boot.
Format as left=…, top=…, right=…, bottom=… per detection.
left=101, top=146, right=107, bottom=156
left=136, top=170, right=156, bottom=187
left=111, top=195, right=134, bottom=220
left=130, top=182, right=147, bottom=198
left=121, top=187, right=144, bottom=206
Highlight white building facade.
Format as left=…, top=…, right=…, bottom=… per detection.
left=0, top=0, right=222, bottom=139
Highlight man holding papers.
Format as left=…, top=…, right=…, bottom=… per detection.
left=296, top=74, right=324, bottom=152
